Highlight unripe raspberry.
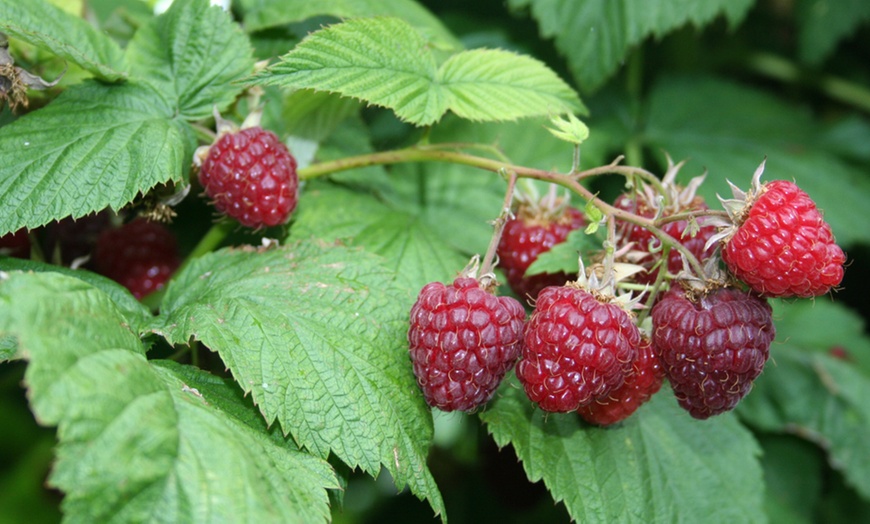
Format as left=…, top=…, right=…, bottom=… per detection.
left=408, top=277, right=525, bottom=412
left=94, top=218, right=180, bottom=299
left=198, top=126, right=298, bottom=228
left=721, top=179, right=845, bottom=297
left=577, top=336, right=663, bottom=426
left=517, top=285, right=640, bottom=413
left=652, top=286, right=775, bottom=419
left=497, top=205, right=584, bottom=300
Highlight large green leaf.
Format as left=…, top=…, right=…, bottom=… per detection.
left=0, top=81, right=186, bottom=236
left=738, top=299, right=870, bottom=499
left=643, top=76, right=870, bottom=246
left=154, top=242, right=446, bottom=520
left=796, top=0, right=870, bottom=65
left=481, top=378, right=765, bottom=523
left=251, top=17, right=583, bottom=126
left=238, top=0, right=461, bottom=50
left=510, top=0, right=753, bottom=91
left=0, top=0, right=127, bottom=81
left=0, top=271, right=337, bottom=522
left=125, top=0, right=254, bottom=119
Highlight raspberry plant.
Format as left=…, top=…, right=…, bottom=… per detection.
left=1, top=1, right=869, bottom=523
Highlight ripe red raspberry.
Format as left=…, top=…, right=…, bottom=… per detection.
left=497, top=205, right=584, bottom=300
left=0, top=229, right=30, bottom=259
left=198, top=126, right=298, bottom=228
left=408, top=277, right=525, bottom=412
left=614, top=192, right=716, bottom=284
left=721, top=179, right=845, bottom=297
left=94, top=218, right=180, bottom=299
left=517, top=285, right=640, bottom=413
left=651, top=286, right=775, bottom=419
left=577, top=336, right=664, bottom=426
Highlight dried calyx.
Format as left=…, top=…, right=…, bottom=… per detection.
left=1, top=34, right=64, bottom=111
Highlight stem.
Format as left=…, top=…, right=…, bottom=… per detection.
left=635, top=244, right=670, bottom=325
left=747, top=52, right=870, bottom=114
left=655, top=209, right=729, bottom=226
left=574, top=158, right=667, bottom=197
left=182, top=219, right=235, bottom=267
left=625, top=48, right=644, bottom=167
left=479, top=170, right=518, bottom=278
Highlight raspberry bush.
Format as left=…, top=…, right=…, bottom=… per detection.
left=1, top=1, right=869, bottom=523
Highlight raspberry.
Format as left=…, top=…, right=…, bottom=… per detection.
left=497, top=205, right=584, bottom=300
left=517, top=285, right=640, bottom=413
left=577, top=336, right=664, bottom=426
left=614, top=192, right=716, bottom=284
left=651, top=286, right=775, bottom=419
left=198, top=126, right=298, bottom=228
left=42, top=211, right=110, bottom=266
left=94, top=218, right=180, bottom=299
left=721, top=179, right=845, bottom=297
left=0, top=229, right=30, bottom=259
left=408, top=277, right=525, bottom=411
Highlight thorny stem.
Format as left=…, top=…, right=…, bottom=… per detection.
left=479, top=169, right=518, bottom=279
left=657, top=209, right=728, bottom=226
left=574, top=158, right=668, bottom=201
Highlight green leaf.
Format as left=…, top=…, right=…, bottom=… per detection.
left=281, top=89, right=362, bottom=142
left=481, top=378, right=765, bottom=523
left=525, top=228, right=599, bottom=276
left=154, top=242, right=446, bottom=519
left=643, top=76, right=870, bottom=246
left=290, top=184, right=467, bottom=292
left=252, top=17, right=582, bottom=126
left=0, top=271, right=337, bottom=522
left=0, top=259, right=151, bottom=333
left=238, top=0, right=462, bottom=50
left=796, top=0, right=870, bottom=65
left=511, top=0, right=753, bottom=91
left=759, top=434, right=824, bottom=524
left=0, top=0, right=127, bottom=81
left=0, top=81, right=186, bottom=235
left=125, top=0, right=254, bottom=119
left=738, top=299, right=870, bottom=499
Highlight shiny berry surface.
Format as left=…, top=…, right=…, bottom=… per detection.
left=517, top=286, right=640, bottom=413
left=94, top=218, right=180, bottom=299
left=408, top=277, right=526, bottom=412
left=652, top=286, right=775, bottom=419
left=722, top=180, right=845, bottom=297
left=199, top=127, right=298, bottom=228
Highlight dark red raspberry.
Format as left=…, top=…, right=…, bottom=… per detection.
left=517, top=285, right=640, bottom=413
left=198, top=126, right=298, bottom=228
left=0, top=229, right=30, bottom=259
left=408, top=277, right=526, bottom=411
left=94, top=218, right=180, bottom=299
left=577, top=336, right=664, bottom=426
left=497, top=205, right=584, bottom=300
left=721, top=180, right=845, bottom=297
left=651, top=286, right=775, bottom=419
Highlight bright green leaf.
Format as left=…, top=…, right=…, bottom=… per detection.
left=546, top=113, right=590, bottom=145
left=796, top=0, right=870, bottom=65
left=738, top=299, right=870, bottom=499
left=0, top=271, right=337, bottom=523
left=251, top=17, right=582, bottom=126
left=643, top=76, right=870, bottom=246
left=525, top=227, right=599, bottom=277
left=125, top=0, right=254, bottom=119
left=0, top=0, right=127, bottom=81
left=482, top=379, right=765, bottom=523
left=238, top=0, right=462, bottom=50
left=0, top=81, right=186, bottom=235
left=510, top=0, right=753, bottom=91
left=154, top=242, right=446, bottom=519
left=0, top=258, right=151, bottom=333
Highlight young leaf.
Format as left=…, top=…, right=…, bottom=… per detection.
left=154, top=242, right=446, bottom=520
left=0, top=0, right=127, bottom=81
left=524, top=227, right=598, bottom=277
left=238, top=0, right=462, bottom=50
left=0, top=271, right=338, bottom=523
left=481, top=379, right=765, bottom=523
left=125, top=0, right=254, bottom=119
left=738, top=299, right=870, bottom=499
left=510, top=0, right=753, bottom=91
left=643, top=76, right=870, bottom=246
left=251, top=17, right=582, bottom=125
left=0, top=81, right=186, bottom=235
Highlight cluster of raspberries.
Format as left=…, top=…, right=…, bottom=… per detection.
left=407, top=173, right=844, bottom=423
